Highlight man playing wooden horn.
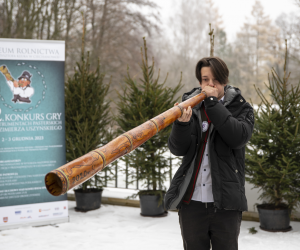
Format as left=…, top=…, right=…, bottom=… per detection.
left=165, top=57, right=254, bottom=250
left=0, top=67, right=34, bottom=104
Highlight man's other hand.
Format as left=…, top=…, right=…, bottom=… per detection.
left=175, top=103, right=192, bottom=122
left=202, top=86, right=219, bottom=99
left=13, top=81, right=19, bottom=87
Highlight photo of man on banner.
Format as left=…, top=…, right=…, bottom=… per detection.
left=0, top=65, right=34, bottom=103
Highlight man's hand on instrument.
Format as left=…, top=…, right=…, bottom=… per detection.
left=174, top=103, right=192, bottom=122
left=13, top=81, right=19, bottom=87
left=202, top=86, right=219, bottom=99
left=202, top=85, right=225, bottom=100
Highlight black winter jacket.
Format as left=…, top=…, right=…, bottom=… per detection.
left=164, top=85, right=254, bottom=211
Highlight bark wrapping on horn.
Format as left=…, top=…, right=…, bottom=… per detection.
left=45, top=92, right=207, bottom=196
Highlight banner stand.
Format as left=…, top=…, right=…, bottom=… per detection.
left=0, top=39, right=68, bottom=230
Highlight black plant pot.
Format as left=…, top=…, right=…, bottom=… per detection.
left=257, top=204, right=292, bottom=232
left=139, top=192, right=166, bottom=217
left=74, top=188, right=103, bottom=212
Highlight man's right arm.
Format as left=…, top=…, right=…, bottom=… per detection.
left=168, top=119, right=193, bottom=156
left=6, top=79, right=14, bottom=91
left=168, top=103, right=193, bottom=156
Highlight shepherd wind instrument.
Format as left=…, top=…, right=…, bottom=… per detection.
left=45, top=92, right=207, bottom=196
left=0, top=65, right=14, bottom=81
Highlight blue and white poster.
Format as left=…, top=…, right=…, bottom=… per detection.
left=0, top=39, right=68, bottom=229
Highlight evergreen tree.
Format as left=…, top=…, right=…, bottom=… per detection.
left=245, top=41, right=300, bottom=210
left=116, top=38, right=182, bottom=194
left=65, top=43, right=112, bottom=191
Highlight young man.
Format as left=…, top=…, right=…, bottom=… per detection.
left=164, top=57, right=254, bottom=250
left=6, top=70, right=34, bottom=103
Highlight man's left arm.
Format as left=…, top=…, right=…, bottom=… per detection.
left=204, top=97, right=254, bottom=149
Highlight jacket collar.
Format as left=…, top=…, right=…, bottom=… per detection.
left=182, top=85, right=242, bottom=108
left=223, top=85, right=241, bottom=107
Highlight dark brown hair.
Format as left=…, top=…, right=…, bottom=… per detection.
left=195, top=57, right=229, bottom=85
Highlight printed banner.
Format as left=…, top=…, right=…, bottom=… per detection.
left=0, top=39, right=68, bottom=228
left=0, top=200, right=68, bottom=230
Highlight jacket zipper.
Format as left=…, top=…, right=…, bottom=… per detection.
left=207, top=124, right=216, bottom=210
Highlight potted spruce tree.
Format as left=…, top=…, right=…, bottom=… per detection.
left=116, top=38, right=182, bottom=216
left=65, top=36, right=112, bottom=212
left=245, top=41, right=300, bottom=232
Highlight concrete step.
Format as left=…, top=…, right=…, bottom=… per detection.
left=67, top=193, right=300, bottom=222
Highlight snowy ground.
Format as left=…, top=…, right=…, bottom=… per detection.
left=1, top=201, right=300, bottom=250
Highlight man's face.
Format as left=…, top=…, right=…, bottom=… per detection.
left=18, top=78, right=30, bottom=88
left=200, top=67, right=226, bottom=100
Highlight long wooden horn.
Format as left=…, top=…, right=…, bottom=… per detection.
left=45, top=92, right=207, bottom=196
left=0, top=65, right=15, bottom=81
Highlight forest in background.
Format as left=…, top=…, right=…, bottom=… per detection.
left=153, top=0, right=300, bottom=103
left=1, top=0, right=300, bottom=104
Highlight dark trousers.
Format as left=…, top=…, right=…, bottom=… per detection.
left=179, top=201, right=242, bottom=250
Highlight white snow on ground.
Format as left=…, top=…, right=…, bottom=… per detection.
left=1, top=201, right=300, bottom=250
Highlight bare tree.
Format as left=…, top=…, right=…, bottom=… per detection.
left=65, top=0, right=160, bottom=98
left=234, top=0, right=282, bottom=103
left=153, top=0, right=223, bottom=95
left=276, top=10, right=300, bottom=85
left=0, top=0, right=45, bottom=38
left=0, top=0, right=81, bottom=64
left=0, top=0, right=160, bottom=100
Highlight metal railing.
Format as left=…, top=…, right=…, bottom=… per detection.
left=99, top=152, right=180, bottom=190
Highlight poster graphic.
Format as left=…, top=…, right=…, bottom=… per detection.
left=0, top=39, right=68, bottom=229
left=1, top=67, right=34, bottom=103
